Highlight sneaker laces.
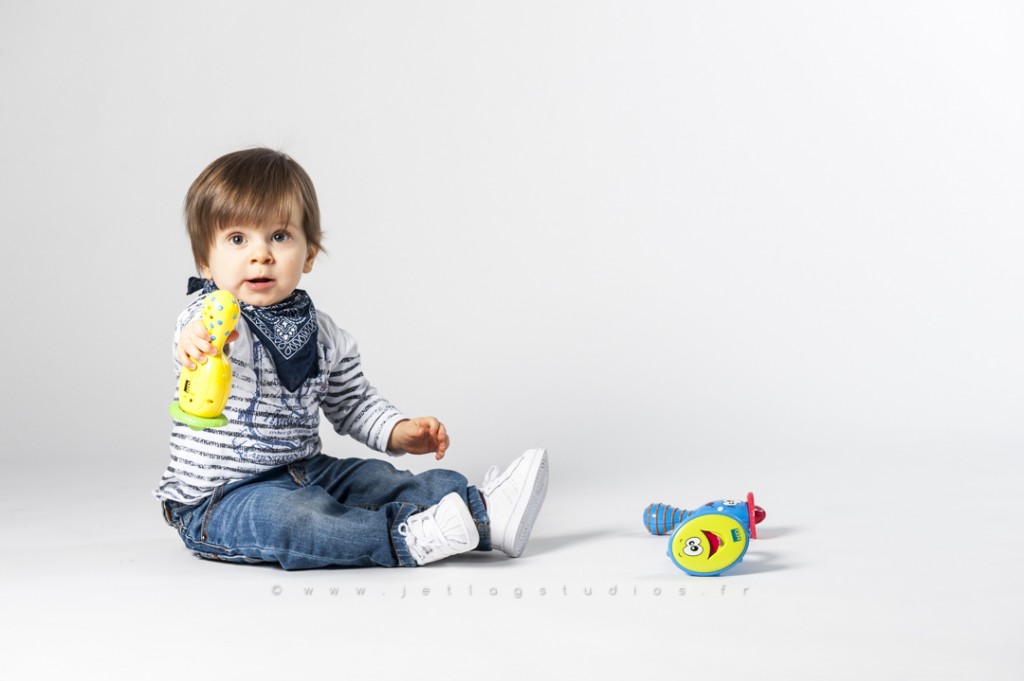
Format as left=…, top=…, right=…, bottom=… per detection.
left=397, top=513, right=447, bottom=563
left=480, top=465, right=501, bottom=493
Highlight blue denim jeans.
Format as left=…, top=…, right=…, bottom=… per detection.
left=161, top=455, right=492, bottom=569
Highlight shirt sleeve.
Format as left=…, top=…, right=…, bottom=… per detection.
left=317, top=311, right=407, bottom=455
left=171, top=294, right=206, bottom=373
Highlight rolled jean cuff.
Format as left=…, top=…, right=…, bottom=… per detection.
left=467, top=486, right=492, bottom=552
left=390, top=502, right=421, bottom=567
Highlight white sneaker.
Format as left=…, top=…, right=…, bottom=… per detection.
left=480, top=448, right=549, bottom=558
left=398, top=492, right=480, bottom=566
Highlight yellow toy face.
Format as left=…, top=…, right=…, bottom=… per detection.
left=669, top=513, right=749, bottom=576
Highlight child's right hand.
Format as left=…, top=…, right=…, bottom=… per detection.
left=177, top=319, right=239, bottom=371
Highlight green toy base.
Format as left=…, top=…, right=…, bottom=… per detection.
left=169, top=402, right=228, bottom=431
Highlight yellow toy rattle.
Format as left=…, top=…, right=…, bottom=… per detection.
left=168, top=290, right=240, bottom=430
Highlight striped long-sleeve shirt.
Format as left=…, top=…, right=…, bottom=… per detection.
left=154, top=294, right=406, bottom=505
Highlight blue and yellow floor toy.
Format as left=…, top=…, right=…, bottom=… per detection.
left=643, top=493, right=765, bottom=576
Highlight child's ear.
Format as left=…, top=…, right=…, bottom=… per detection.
left=303, top=246, right=318, bottom=273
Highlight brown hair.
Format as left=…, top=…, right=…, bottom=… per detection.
left=184, top=148, right=323, bottom=269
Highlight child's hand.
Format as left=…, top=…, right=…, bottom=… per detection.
left=176, top=318, right=239, bottom=371
left=389, top=417, right=450, bottom=460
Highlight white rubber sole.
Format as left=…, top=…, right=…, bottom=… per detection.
left=504, top=448, right=549, bottom=558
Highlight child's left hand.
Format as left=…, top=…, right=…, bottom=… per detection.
left=389, top=417, right=450, bottom=460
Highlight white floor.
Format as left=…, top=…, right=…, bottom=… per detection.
left=2, top=432, right=1019, bottom=680
left=3, top=2, right=1021, bottom=678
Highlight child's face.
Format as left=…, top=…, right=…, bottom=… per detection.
left=200, top=202, right=317, bottom=306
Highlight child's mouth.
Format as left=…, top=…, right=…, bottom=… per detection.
left=245, top=278, right=275, bottom=291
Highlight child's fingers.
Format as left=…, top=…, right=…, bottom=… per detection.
left=177, top=338, right=202, bottom=369
left=187, top=336, right=215, bottom=360
left=432, top=423, right=449, bottom=460
left=179, top=346, right=205, bottom=370
left=178, top=319, right=221, bottom=369
left=187, top=318, right=211, bottom=340
left=178, top=351, right=197, bottom=371
left=420, top=417, right=442, bottom=436
left=403, top=418, right=449, bottom=457
left=191, top=319, right=223, bottom=353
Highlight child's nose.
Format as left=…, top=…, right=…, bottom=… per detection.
left=250, top=241, right=274, bottom=263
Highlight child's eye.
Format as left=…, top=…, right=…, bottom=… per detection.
left=272, top=232, right=290, bottom=243
left=228, top=234, right=245, bottom=246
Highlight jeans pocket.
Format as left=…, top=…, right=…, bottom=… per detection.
left=161, top=501, right=177, bottom=527
left=199, top=485, right=225, bottom=545
left=163, top=500, right=196, bottom=530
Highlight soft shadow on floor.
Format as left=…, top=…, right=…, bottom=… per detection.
left=523, top=530, right=609, bottom=556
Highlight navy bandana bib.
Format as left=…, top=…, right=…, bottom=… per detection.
left=187, top=277, right=319, bottom=392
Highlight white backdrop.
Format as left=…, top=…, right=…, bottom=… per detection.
left=1, top=1, right=1022, bottom=678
